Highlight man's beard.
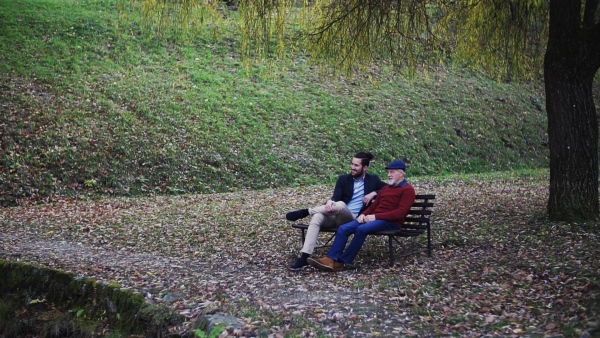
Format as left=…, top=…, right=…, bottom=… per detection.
left=352, top=167, right=365, bottom=178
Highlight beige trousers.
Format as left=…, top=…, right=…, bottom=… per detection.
left=300, top=201, right=356, bottom=255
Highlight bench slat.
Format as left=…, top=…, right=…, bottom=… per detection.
left=377, top=229, right=425, bottom=236
left=411, top=204, right=434, bottom=208
left=402, top=224, right=428, bottom=230
left=407, top=210, right=433, bottom=216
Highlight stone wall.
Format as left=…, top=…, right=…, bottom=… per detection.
left=0, top=259, right=184, bottom=337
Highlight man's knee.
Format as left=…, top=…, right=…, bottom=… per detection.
left=309, top=213, right=326, bottom=227
left=355, top=227, right=370, bottom=237
left=333, top=201, right=347, bottom=209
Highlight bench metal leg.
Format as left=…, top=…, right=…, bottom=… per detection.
left=298, top=227, right=335, bottom=249
left=427, top=225, right=432, bottom=257
left=318, top=233, right=336, bottom=248
left=388, top=236, right=395, bottom=266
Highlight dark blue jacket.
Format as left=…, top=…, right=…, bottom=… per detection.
left=331, top=173, right=388, bottom=214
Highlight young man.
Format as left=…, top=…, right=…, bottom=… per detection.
left=307, top=159, right=416, bottom=272
left=285, top=152, right=387, bottom=270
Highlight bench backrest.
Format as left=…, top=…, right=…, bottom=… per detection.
left=404, top=194, right=436, bottom=229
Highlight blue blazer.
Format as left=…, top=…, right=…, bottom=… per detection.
left=331, top=173, right=387, bottom=214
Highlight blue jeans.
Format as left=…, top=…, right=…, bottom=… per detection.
left=327, top=219, right=399, bottom=264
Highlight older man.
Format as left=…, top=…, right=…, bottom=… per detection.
left=307, top=159, right=416, bottom=272
left=285, top=152, right=387, bottom=270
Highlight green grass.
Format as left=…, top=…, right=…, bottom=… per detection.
left=0, top=0, right=553, bottom=205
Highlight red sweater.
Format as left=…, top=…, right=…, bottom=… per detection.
left=361, top=183, right=416, bottom=228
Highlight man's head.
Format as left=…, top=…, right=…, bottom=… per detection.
left=385, top=160, right=406, bottom=185
left=350, top=151, right=374, bottom=179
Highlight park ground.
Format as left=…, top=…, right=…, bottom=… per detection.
left=1, top=172, right=598, bottom=337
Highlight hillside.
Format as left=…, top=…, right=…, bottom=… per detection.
left=0, top=0, right=550, bottom=205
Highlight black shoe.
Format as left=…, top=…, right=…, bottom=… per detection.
left=289, top=256, right=309, bottom=271
left=286, top=209, right=309, bottom=221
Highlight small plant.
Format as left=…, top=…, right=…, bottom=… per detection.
left=84, top=179, right=97, bottom=189
left=193, top=324, right=225, bottom=338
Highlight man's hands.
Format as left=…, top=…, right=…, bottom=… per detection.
left=357, top=214, right=376, bottom=223
left=325, top=199, right=336, bottom=212
left=363, top=191, right=377, bottom=205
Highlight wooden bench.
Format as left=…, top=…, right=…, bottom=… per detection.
left=290, top=194, right=436, bottom=266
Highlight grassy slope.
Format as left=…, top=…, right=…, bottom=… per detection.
left=0, top=0, right=551, bottom=204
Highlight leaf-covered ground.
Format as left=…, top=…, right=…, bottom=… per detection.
left=1, top=176, right=598, bottom=337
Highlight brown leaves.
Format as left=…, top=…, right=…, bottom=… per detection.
left=0, top=177, right=599, bottom=336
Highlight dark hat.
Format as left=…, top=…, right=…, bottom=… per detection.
left=385, top=160, right=406, bottom=171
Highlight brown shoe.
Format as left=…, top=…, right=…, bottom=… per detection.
left=307, top=257, right=333, bottom=271
left=332, top=261, right=345, bottom=272
left=308, top=257, right=344, bottom=272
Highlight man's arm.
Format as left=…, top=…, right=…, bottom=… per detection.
left=361, top=188, right=383, bottom=216
left=330, top=175, right=349, bottom=202
left=362, top=174, right=388, bottom=204
left=363, top=191, right=377, bottom=205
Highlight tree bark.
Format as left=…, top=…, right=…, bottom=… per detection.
left=544, top=1, right=600, bottom=221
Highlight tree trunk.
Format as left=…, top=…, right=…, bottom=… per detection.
left=544, top=1, right=600, bottom=221
left=545, top=66, right=599, bottom=221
